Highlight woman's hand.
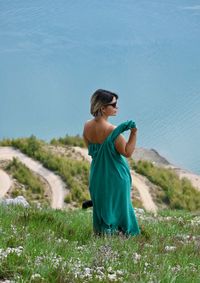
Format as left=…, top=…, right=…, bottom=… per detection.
left=130, top=127, right=137, bottom=134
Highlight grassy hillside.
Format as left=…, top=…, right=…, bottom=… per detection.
left=0, top=205, right=199, bottom=282
left=130, top=159, right=200, bottom=212
left=4, top=157, right=50, bottom=206
left=0, top=137, right=141, bottom=209
left=0, top=136, right=90, bottom=206
left=0, top=136, right=200, bottom=212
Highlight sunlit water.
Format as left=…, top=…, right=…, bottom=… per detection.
left=0, top=1, right=200, bottom=174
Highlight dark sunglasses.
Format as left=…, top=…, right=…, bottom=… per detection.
left=105, top=102, right=117, bottom=108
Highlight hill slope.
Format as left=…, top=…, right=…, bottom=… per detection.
left=0, top=137, right=200, bottom=213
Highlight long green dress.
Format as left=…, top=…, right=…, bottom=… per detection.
left=88, top=120, right=141, bottom=236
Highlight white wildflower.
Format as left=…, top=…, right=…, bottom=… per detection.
left=190, top=216, right=200, bottom=226
left=132, top=252, right=141, bottom=263
left=0, top=246, right=23, bottom=260
left=171, top=264, right=181, bottom=272
left=135, top=208, right=145, bottom=215
left=116, top=270, right=124, bottom=275
left=108, top=273, right=117, bottom=281
left=77, top=245, right=85, bottom=251
left=31, top=273, right=42, bottom=280
left=165, top=245, right=176, bottom=251
left=144, top=243, right=153, bottom=248
left=83, top=267, right=92, bottom=278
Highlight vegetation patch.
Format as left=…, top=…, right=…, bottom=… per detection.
left=130, top=159, right=200, bottom=211
left=0, top=136, right=90, bottom=205
left=0, top=205, right=199, bottom=282
left=50, top=134, right=86, bottom=148
left=1, top=136, right=200, bottom=211
left=5, top=157, right=50, bottom=207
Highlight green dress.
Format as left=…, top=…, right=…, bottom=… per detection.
left=88, top=120, right=141, bottom=236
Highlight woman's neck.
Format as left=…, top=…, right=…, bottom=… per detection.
left=94, top=115, right=108, bottom=122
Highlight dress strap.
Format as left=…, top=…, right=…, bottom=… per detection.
left=109, top=120, right=137, bottom=143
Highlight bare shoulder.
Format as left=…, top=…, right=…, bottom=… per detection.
left=84, top=119, right=92, bottom=126
left=83, top=119, right=92, bottom=130
left=110, top=124, right=117, bottom=131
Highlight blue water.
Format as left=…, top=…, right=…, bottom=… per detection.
left=0, top=1, right=200, bottom=174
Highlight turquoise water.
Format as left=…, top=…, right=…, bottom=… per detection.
left=0, top=1, right=200, bottom=174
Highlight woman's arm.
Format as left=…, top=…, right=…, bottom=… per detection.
left=114, top=128, right=137, bottom=158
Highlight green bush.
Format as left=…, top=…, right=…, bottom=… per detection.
left=50, top=134, right=86, bottom=148
left=64, top=193, right=72, bottom=203
left=130, top=159, right=200, bottom=211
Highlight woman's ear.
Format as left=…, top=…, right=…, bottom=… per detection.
left=101, top=106, right=105, bottom=113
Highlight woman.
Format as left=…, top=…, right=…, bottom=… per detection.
left=83, top=89, right=141, bottom=236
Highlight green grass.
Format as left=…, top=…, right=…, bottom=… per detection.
left=0, top=205, right=199, bottom=282
left=50, top=134, right=86, bottom=148
left=130, top=159, right=200, bottom=212
left=5, top=157, right=49, bottom=206
left=0, top=136, right=90, bottom=205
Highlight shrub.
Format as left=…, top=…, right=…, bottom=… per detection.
left=130, top=159, right=200, bottom=211
left=50, top=134, right=86, bottom=148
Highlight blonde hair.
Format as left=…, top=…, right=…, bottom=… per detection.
left=90, top=89, right=118, bottom=117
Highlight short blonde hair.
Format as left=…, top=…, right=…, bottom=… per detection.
left=90, top=89, right=118, bottom=117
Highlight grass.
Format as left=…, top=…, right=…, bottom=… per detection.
left=130, top=159, right=200, bottom=212
left=0, top=205, right=199, bottom=282
left=5, top=157, right=50, bottom=206
left=50, top=134, right=86, bottom=148
left=0, top=136, right=90, bottom=205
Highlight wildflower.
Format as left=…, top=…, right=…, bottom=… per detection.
left=164, top=245, right=176, bottom=251
left=0, top=246, right=23, bottom=261
left=190, top=217, right=200, bottom=226
left=116, top=270, right=124, bottom=275
left=31, top=273, right=42, bottom=280
left=108, top=273, right=117, bottom=281
left=77, top=245, right=85, bottom=251
left=144, top=243, right=153, bottom=248
left=132, top=252, right=141, bottom=263
left=171, top=265, right=181, bottom=272
left=135, top=208, right=145, bottom=215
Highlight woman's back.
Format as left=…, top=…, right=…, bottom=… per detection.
left=84, top=119, right=116, bottom=144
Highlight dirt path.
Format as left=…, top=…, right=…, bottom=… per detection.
left=130, top=170, right=157, bottom=214
left=0, top=147, right=66, bottom=209
left=73, top=146, right=158, bottom=213
left=73, top=146, right=92, bottom=162
left=0, top=169, right=12, bottom=198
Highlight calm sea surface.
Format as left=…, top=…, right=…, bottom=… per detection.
left=0, top=1, right=200, bottom=174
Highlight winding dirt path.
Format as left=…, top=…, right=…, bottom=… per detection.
left=73, top=146, right=158, bottom=213
left=0, top=147, right=66, bottom=209
left=130, top=170, right=157, bottom=213
left=0, top=169, right=12, bottom=198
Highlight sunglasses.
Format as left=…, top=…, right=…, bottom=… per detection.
left=105, top=102, right=118, bottom=108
